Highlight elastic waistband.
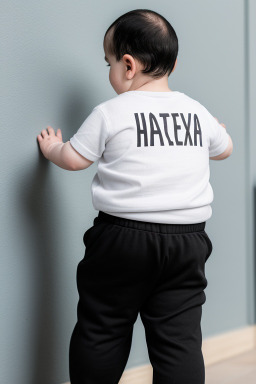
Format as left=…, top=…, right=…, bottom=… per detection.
left=96, top=211, right=206, bottom=234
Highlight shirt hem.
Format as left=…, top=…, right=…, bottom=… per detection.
left=100, top=205, right=212, bottom=224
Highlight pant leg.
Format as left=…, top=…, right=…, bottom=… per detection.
left=69, top=219, right=161, bottom=384
left=140, top=231, right=210, bottom=384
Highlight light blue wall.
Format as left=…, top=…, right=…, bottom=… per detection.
left=248, top=0, right=256, bottom=325
left=1, top=1, right=254, bottom=383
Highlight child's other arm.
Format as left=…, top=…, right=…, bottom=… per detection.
left=209, top=118, right=233, bottom=161
left=209, top=134, right=233, bottom=160
left=37, top=126, right=93, bottom=170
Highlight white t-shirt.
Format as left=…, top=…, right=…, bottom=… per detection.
left=69, top=90, right=230, bottom=224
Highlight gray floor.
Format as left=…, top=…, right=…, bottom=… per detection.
left=206, top=348, right=256, bottom=384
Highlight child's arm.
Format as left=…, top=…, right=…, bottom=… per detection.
left=209, top=118, right=233, bottom=161
left=209, top=134, right=233, bottom=160
left=37, top=126, right=94, bottom=170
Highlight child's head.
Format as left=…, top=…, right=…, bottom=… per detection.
left=103, top=9, right=178, bottom=94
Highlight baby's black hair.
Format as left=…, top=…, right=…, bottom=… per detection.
left=103, top=9, right=179, bottom=79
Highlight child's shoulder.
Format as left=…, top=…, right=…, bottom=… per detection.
left=93, top=92, right=211, bottom=116
left=93, top=94, right=125, bottom=112
left=179, top=92, right=210, bottom=111
left=179, top=93, right=216, bottom=121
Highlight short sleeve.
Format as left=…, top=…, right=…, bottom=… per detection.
left=69, top=106, right=109, bottom=162
left=207, top=110, right=230, bottom=157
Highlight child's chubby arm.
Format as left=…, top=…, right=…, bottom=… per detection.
left=37, top=126, right=93, bottom=171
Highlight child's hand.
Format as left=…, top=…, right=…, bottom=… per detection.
left=37, top=126, right=63, bottom=160
left=214, top=117, right=226, bottom=129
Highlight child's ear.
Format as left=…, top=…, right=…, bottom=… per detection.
left=123, top=54, right=139, bottom=79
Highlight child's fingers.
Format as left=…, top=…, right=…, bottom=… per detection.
left=47, top=126, right=55, bottom=136
left=37, top=127, right=63, bottom=147
left=56, top=128, right=62, bottom=140
left=41, top=129, right=48, bottom=138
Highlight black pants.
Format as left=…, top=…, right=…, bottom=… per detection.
left=69, top=211, right=213, bottom=384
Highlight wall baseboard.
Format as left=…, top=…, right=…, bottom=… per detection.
left=63, top=325, right=256, bottom=384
